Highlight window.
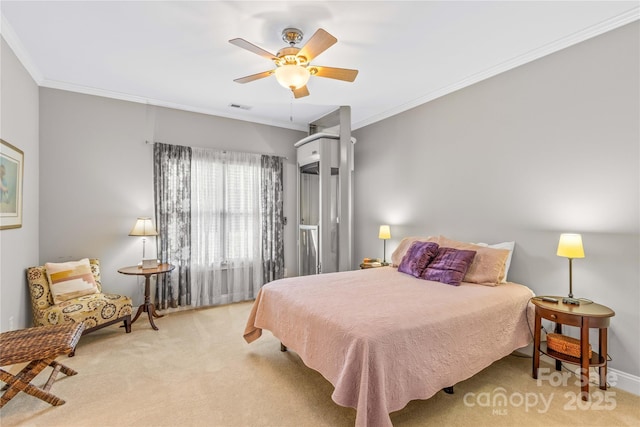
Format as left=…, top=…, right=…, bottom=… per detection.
left=154, top=142, right=284, bottom=308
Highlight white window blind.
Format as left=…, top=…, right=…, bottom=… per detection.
left=190, top=148, right=262, bottom=305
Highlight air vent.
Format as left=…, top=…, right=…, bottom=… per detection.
left=229, top=103, right=251, bottom=110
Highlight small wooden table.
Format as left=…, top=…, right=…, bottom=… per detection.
left=0, top=323, right=84, bottom=408
left=118, top=263, right=175, bottom=331
left=531, top=297, right=614, bottom=400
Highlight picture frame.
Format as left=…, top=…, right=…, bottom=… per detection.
left=0, top=139, right=24, bottom=230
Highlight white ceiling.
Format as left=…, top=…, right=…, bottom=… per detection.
left=1, top=1, right=638, bottom=131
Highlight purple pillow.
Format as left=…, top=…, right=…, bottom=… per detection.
left=422, top=247, right=477, bottom=286
left=398, top=241, right=440, bottom=278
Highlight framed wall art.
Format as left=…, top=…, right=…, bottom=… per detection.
left=1, top=139, right=24, bottom=229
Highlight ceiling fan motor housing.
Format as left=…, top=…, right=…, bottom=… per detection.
left=276, top=47, right=307, bottom=66
left=282, top=28, right=304, bottom=46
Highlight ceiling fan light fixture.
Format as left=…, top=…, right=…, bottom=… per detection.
left=275, top=64, right=310, bottom=90
left=231, top=27, right=356, bottom=98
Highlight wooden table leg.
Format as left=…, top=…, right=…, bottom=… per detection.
left=131, top=304, right=145, bottom=324
left=131, top=274, right=162, bottom=330
left=532, top=310, right=541, bottom=379
left=150, top=303, right=164, bottom=319
left=554, top=322, right=563, bottom=372
left=146, top=305, right=159, bottom=330
left=580, top=317, right=590, bottom=401
left=599, top=328, right=608, bottom=390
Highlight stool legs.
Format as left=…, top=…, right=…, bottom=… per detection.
left=0, top=358, right=77, bottom=408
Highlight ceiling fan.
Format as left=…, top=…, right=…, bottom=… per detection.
left=229, top=28, right=358, bottom=98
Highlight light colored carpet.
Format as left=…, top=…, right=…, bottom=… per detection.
left=1, top=301, right=638, bottom=426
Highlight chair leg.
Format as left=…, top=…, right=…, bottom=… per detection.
left=124, top=315, right=132, bottom=333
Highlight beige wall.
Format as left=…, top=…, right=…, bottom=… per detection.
left=2, top=19, right=638, bottom=390
left=353, top=22, right=639, bottom=379
left=38, top=89, right=304, bottom=307
left=0, top=37, right=40, bottom=331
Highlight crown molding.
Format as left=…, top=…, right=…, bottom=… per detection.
left=2, top=6, right=637, bottom=132
left=352, top=6, right=640, bottom=130
left=40, top=78, right=308, bottom=132
left=0, top=13, right=43, bottom=83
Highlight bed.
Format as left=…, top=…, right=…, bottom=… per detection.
left=244, top=237, right=534, bottom=427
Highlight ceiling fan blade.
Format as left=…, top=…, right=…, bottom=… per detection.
left=229, top=38, right=278, bottom=61
left=297, top=29, right=337, bottom=63
left=310, top=66, right=358, bottom=82
left=233, top=70, right=274, bottom=84
left=293, top=85, right=310, bottom=99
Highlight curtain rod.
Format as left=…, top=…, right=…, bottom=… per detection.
left=145, top=140, right=289, bottom=160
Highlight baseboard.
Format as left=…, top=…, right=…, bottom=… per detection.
left=513, top=344, right=639, bottom=396
left=559, top=363, right=639, bottom=396
left=609, top=368, right=640, bottom=396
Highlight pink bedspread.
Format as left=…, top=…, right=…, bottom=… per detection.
left=244, top=267, right=534, bottom=427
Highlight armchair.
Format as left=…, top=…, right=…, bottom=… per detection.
left=27, top=259, right=132, bottom=340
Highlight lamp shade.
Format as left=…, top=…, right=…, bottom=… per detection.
left=556, top=233, right=584, bottom=259
left=378, top=225, right=391, bottom=240
left=129, top=217, right=158, bottom=237
left=275, top=64, right=310, bottom=90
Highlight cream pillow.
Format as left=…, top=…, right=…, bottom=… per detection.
left=45, top=258, right=100, bottom=304
left=390, top=236, right=438, bottom=267
left=437, top=236, right=510, bottom=286
left=475, top=241, right=515, bottom=283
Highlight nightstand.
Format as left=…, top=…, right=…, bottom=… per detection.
left=531, top=297, right=614, bottom=400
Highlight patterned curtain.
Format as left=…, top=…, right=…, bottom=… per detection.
left=261, top=155, right=285, bottom=284
left=153, top=142, right=192, bottom=309
left=153, top=143, right=284, bottom=309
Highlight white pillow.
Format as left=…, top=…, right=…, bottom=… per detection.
left=475, top=241, right=515, bottom=283
left=45, top=258, right=100, bottom=304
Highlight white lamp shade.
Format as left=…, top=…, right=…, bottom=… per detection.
left=129, top=217, right=158, bottom=236
left=556, top=233, right=584, bottom=258
left=378, top=225, right=391, bottom=240
left=275, top=64, right=310, bottom=89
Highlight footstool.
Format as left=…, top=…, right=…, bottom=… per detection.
left=0, top=323, right=84, bottom=408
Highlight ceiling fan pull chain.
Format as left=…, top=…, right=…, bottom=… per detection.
left=290, top=100, right=293, bottom=122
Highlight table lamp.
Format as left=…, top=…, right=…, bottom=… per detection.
left=379, top=225, right=391, bottom=266
left=129, top=217, right=158, bottom=265
left=556, top=233, right=584, bottom=305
